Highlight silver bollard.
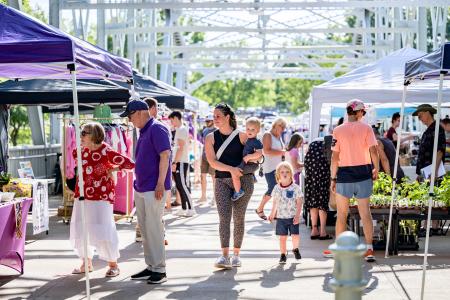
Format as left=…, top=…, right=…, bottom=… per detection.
left=329, top=231, right=368, bottom=300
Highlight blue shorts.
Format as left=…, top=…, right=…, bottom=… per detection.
left=265, top=170, right=277, bottom=196
left=276, top=218, right=299, bottom=236
left=336, top=178, right=373, bottom=199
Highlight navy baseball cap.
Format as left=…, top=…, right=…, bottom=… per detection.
left=119, top=100, right=149, bottom=117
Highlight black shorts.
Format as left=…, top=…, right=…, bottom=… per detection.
left=275, top=218, right=299, bottom=236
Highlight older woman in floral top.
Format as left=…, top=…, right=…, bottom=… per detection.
left=70, top=122, right=135, bottom=277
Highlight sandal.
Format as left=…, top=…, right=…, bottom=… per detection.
left=105, top=267, right=120, bottom=277
left=319, top=234, right=333, bottom=240
left=72, top=266, right=93, bottom=274
left=311, top=225, right=319, bottom=239
left=255, top=209, right=267, bottom=220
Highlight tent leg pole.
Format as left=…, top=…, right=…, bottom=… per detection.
left=420, top=72, right=446, bottom=300
left=70, top=67, right=91, bottom=300
left=385, top=85, right=408, bottom=258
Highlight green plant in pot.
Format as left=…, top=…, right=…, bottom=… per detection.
left=433, top=174, right=450, bottom=210
left=397, top=178, right=428, bottom=209
left=371, top=172, right=393, bottom=208
left=0, top=171, right=11, bottom=189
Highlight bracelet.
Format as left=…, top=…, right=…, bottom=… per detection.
left=331, top=177, right=337, bottom=182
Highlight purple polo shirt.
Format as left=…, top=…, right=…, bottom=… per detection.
left=134, top=118, right=172, bottom=192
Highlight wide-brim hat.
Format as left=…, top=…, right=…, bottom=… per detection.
left=412, top=104, right=437, bottom=116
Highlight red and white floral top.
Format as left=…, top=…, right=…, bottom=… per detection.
left=73, top=143, right=135, bottom=203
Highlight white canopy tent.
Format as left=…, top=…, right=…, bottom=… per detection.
left=308, top=47, right=450, bottom=141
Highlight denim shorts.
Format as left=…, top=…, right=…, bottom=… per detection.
left=276, top=218, right=299, bottom=236
left=336, top=178, right=373, bottom=199
left=265, top=170, right=277, bottom=196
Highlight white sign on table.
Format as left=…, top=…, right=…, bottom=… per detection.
left=20, top=179, right=49, bottom=235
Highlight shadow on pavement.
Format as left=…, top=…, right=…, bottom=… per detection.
left=167, top=269, right=240, bottom=300
left=260, top=263, right=298, bottom=288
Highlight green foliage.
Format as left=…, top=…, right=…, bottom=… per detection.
left=398, top=179, right=429, bottom=202
left=192, top=78, right=323, bottom=114
left=372, top=172, right=393, bottom=196
left=9, top=106, right=30, bottom=146
left=1, top=1, right=47, bottom=22
left=435, top=174, right=450, bottom=206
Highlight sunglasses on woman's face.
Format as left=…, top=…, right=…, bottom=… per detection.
left=81, top=130, right=91, bottom=137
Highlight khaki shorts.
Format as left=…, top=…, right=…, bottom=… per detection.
left=201, top=156, right=215, bottom=176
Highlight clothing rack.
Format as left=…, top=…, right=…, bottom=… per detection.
left=60, top=115, right=135, bottom=223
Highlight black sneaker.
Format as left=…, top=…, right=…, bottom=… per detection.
left=293, top=248, right=302, bottom=260
left=279, top=253, right=287, bottom=264
left=147, top=272, right=167, bottom=284
left=131, top=268, right=153, bottom=280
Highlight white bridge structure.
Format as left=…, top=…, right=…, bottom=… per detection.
left=50, top=0, right=448, bottom=93
left=4, top=0, right=448, bottom=155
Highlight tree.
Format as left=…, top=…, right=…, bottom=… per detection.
left=9, top=106, right=28, bottom=146
left=192, top=78, right=322, bottom=114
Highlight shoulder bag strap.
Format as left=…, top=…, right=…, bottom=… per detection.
left=216, top=129, right=240, bottom=160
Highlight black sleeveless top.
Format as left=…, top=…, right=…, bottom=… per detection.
left=213, top=130, right=244, bottom=178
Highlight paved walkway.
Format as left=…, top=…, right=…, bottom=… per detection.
left=1, top=180, right=449, bottom=299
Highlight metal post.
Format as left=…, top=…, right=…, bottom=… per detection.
left=70, top=65, right=91, bottom=300
left=329, top=231, right=367, bottom=300
left=385, top=84, right=408, bottom=258
left=420, top=71, right=446, bottom=300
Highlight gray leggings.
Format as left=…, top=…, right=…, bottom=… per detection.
left=215, top=174, right=254, bottom=249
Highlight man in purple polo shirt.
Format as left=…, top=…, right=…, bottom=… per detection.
left=120, top=100, right=171, bottom=284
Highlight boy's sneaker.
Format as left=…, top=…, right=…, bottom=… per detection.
left=231, top=255, right=242, bottom=267
left=231, top=189, right=245, bottom=201
left=214, top=256, right=232, bottom=269
left=147, top=272, right=167, bottom=284
left=131, top=268, right=152, bottom=280
left=364, top=249, right=376, bottom=262
left=323, top=249, right=334, bottom=258
left=279, top=253, right=287, bottom=264
left=293, top=248, right=302, bottom=260
left=184, top=208, right=196, bottom=217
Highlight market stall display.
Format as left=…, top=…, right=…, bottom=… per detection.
left=0, top=198, right=33, bottom=274
left=349, top=172, right=450, bottom=255
left=0, top=3, right=133, bottom=297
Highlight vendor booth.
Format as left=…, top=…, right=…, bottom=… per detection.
left=392, top=43, right=450, bottom=300
left=309, top=47, right=450, bottom=141
left=0, top=3, right=132, bottom=297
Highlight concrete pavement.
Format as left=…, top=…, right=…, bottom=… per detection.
left=1, top=179, right=450, bottom=299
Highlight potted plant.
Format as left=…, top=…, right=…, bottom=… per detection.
left=371, top=172, right=393, bottom=210
left=434, top=174, right=450, bottom=213
left=0, top=171, right=11, bottom=190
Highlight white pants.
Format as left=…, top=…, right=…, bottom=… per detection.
left=135, top=191, right=166, bottom=273
left=70, top=199, right=120, bottom=262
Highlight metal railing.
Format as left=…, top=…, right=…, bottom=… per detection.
left=8, top=144, right=61, bottom=179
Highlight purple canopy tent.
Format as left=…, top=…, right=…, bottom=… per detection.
left=0, top=4, right=132, bottom=298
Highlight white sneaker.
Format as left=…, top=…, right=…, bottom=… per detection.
left=174, top=209, right=186, bottom=216
left=231, top=255, right=241, bottom=267
left=214, top=256, right=232, bottom=269
left=209, top=199, right=216, bottom=207
left=184, top=208, right=196, bottom=217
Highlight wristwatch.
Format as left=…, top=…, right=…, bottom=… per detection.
left=331, top=177, right=337, bottom=182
